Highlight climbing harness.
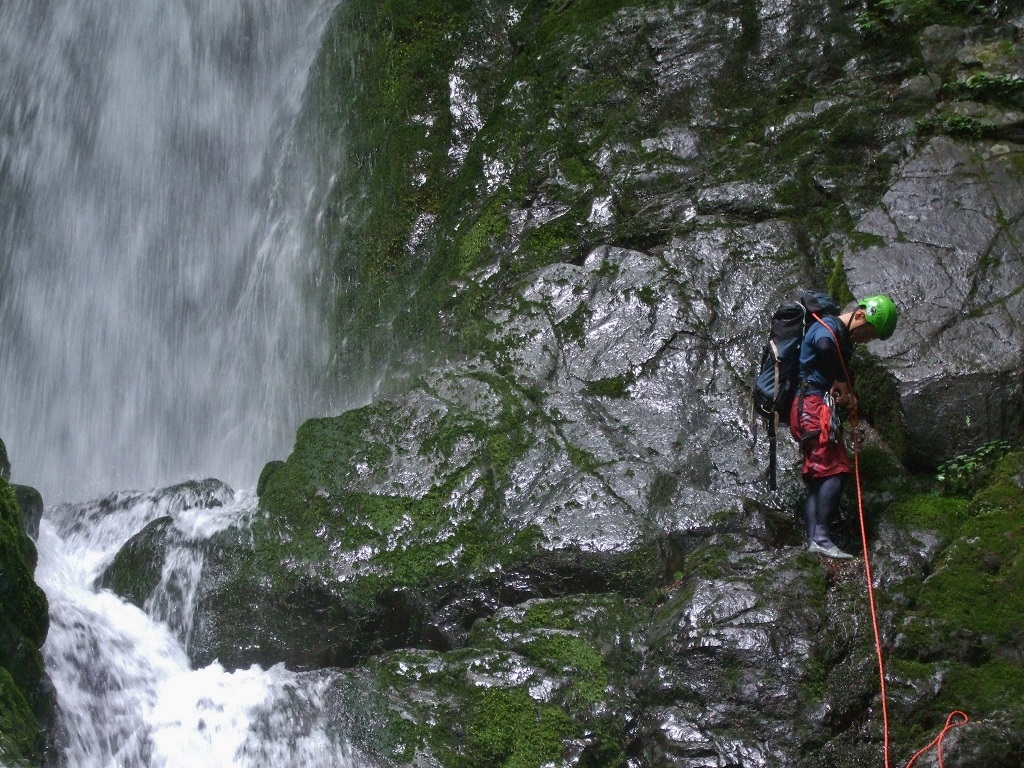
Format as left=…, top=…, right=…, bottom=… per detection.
left=814, top=314, right=971, bottom=768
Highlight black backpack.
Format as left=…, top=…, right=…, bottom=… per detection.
left=752, top=290, right=841, bottom=489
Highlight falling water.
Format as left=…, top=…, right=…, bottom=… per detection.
left=0, top=0, right=376, bottom=763
left=37, top=485, right=358, bottom=767
left=0, top=0, right=340, bottom=503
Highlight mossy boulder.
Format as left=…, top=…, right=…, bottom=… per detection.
left=11, top=485, right=43, bottom=543
left=322, top=593, right=646, bottom=767
left=0, top=476, right=51, bottom=765
left=883, top=452, right=1024, bottom=758
left=190, top=366, right=670, bottom=670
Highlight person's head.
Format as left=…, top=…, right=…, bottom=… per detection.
left=849, top=294, right=899, bottom=343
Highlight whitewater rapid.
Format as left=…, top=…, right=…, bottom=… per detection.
left=36, top=484, right=358, bottom=768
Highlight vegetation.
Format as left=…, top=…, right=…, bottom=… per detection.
left=0, top=476, right=48, bottom=766
left=887, top=452, right=1024, bottom=750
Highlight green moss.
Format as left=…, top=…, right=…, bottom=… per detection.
left=585, top=376, right=630, bottom=399
left=456, top=193, right=512, bottom=274
left=554, top=302, right=591, bottom=345
left=98, top=517, right=173, bottom=607
left=256, top=460, right=285, bottom=498
left=0, top=479, right=47, bottom=766
left=560, top=156, right=600, bottom=187
left=457, top=688, right=579, bottom=768
left=939, top=659, right=1024, bottom=724
left=801, top=657, right=829, bottom=702
left=0, top=667, right=40, bottom=766
left=517, top=594, right=626, bottom=633
left=368, top=645, right=607, bottom=768
left=565, top=443, right=602, bottom=473
left=647, top=472, right=678, bottom=510
left=521, top=634, right=608, bottom=703
left=0, top=482, right=47, bottom=653
left=891, top=658, right=1024, bottom=750
left=518, top=215, right=585, bottom=276
left=826, top=253, right=855, bottom=307
left=889, top=493, right=970, bottom=543
left=891, top=454, right=1024, bottom=739
left=908, top=502, right=1023, bottom=643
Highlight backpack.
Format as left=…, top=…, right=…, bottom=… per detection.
left=752, top=290, right=841, bottom=489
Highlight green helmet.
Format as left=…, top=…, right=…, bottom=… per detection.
left=858, top=294, right=899, bottom=340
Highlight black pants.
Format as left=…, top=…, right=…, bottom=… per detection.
left=803, top=474, right=846, bottom=545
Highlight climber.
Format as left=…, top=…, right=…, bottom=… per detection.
left=790, top=295, right=899, bottom=559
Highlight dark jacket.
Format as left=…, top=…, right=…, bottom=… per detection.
left=798, top=315, right=852, bottom=395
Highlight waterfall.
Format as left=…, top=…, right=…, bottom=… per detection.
left=0, top=0, right=340, bottom=503
left=37, top=485, right=358, bottom=767
left=0, top=0, right=375, bottom=763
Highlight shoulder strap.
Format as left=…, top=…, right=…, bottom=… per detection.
left=812, top=314, right=858, bottom=431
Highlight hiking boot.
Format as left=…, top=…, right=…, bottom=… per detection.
left=807, top=540, right=854, bottom=560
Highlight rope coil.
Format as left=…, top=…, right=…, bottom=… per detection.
left=905, top=711, right=970, bottom=768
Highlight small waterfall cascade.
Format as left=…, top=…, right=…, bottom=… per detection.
left=0, top=0, right=340, bottom=503
left=36, top=484, right=357, bottom=767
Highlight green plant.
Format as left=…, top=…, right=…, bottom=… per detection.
left=947, top=72, right=1024, bottom=104
left=936, top=440, right=1011, bottom=497
left=944, top=114, right=986, bottom=139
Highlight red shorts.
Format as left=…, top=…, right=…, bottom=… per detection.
left=789, top=393, right=850, bottom=480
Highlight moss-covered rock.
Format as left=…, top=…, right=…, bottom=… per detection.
left=0, top=476, right=51, bottom=766
left=11, top=485, right=42, bottom=545
left=324, top=593, right=645, bottom=767
left=0, top=667, right=40, bottom=767
left=190, top=366, right=669, bottom=670
left=882, top=452, right=1024, bottom=762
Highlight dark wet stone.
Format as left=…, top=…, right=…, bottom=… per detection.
left=12, top=485, right=43, bottom=541
left=97, top=516, right=175, bottom=608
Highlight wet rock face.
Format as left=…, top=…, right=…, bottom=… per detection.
left=639, top=535, right=886, bottom=766
left=13, top=485, right=43, bottom=541
left=847, top=137, right=1024, bottom=466
left=94, top=1, right=1024, bottom=765
left=190, top=349, right=675, bottom=670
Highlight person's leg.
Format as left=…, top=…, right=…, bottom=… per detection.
left=805, top=474, right=852, bottom=559
left=794, top=394, right=853, bottom=559
left=809, top=474, right=844, bottom=546
left=802, top=479, right=820, bottom=544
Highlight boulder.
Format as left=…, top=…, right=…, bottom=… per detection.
left=13, top=485, right=43, bottom=541
left=846, top=137, right=1024, bottom=466
left=0, top=474, right=52, bottom=765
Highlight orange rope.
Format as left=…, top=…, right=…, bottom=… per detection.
left=850, top=423, right=892, bottom=768
left=811, top=313, right=969, bottom=768
left=905, top=712, right=970, bottom=768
